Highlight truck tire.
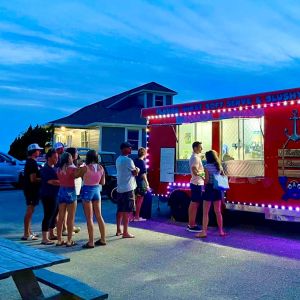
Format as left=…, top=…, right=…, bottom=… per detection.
left=110, top=187, right=118, bottom=204
left=168, top=190, right=191, bottom=222
left=107, top=179, right=117, bottom=203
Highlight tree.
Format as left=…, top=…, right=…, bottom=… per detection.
left=9, top=124, right=54, bottom=160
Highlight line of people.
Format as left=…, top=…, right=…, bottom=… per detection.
left=22, top=143, right=106, bottom=248
left=21, top=141, right=150, bottom=247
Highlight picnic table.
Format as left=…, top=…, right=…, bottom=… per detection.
left=0, top=237, right=69, bottom=299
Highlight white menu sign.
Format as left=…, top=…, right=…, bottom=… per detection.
left=160, top=148, right=175, bottom=183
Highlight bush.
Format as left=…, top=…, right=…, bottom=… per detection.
left=9, top=124, right=53, bottom=160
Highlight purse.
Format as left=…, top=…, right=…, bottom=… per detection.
left=213, top=173, right=229, bottom=190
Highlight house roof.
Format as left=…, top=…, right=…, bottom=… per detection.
left=50, top=82, right=177, bottom=126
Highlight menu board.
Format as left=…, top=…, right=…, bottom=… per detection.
left=160, top=148, right=175, bottom=182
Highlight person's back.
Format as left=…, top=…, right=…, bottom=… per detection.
left=116, top=155, right=136, bottom=193
left=83, top=164, right=104, bottom=186
left=24, top=157, right=40, bottom=193
left=205, top=163, right=220, bottom=184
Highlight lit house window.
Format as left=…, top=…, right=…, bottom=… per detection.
left=81, top=131, right=89, bottom=148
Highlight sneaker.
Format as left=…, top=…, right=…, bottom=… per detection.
left=186, top=225, right=201, bottom=232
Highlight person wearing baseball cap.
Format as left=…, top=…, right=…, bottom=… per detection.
left=21, top=143, right=43, bottom=241
left=115, top=141, right=139, bottom=238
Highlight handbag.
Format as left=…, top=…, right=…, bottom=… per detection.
left=213, top=173, right=229, bottom=190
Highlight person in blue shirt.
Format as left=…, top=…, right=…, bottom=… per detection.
left=40, top=149, right=60, bottom=245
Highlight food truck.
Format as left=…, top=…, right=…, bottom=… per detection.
left=141, top=87, right=300, bottom=222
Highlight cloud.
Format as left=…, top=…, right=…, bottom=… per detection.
left=0, top=39, right=76, bottom=64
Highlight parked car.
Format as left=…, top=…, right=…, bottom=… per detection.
left=76, top=148, right=117, bottom=201
left=0, top=152, right=25, bottom=188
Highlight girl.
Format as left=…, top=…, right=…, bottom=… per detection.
left=56, top=152, right=84, bottom=247
left=195, top=150, right=226, bottom=238
left=81, top=150, right=106, bottom=248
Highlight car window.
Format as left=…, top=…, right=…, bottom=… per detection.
left=0, top=154, right=7, bottom=163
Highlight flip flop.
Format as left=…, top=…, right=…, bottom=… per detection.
left=56, top=241, right=65, bottom=246
left=116, top=232, right=123, bottom=236
left=49, top=236, right=58, bottom=240
left=82, top=242, right=95, bottom=249
left=66, top=240, right=77, bottom=247
left=95, top=239, right=106, bottom=246
left=41, top=241, right=55, bottom=245
left=195, top=232, right=207, bottom=238
left=122, top=234, right=135, bottom=239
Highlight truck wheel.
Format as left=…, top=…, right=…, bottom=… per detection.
left=107, top=179, right=117, bottom=203
left=168, top=190, right=190, bottom=222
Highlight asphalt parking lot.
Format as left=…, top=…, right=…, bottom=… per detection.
left=1, top=186, right=300, bottom=299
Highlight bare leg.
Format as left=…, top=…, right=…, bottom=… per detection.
left=188, top=202, right=199, bottom=227
left=122, top=212, right=134, bottom=238
left=66, top=201, right=77, bottom=243
left=213, top=200, right=225, bottom=235
left=116, top=212, right=123, bottom=235
left=83, top=201, right=94, bottom=246
left=195, top=201, right=211, bottom=237
left=23, top=205, right=35, bottom=237
left=134, top=195, right=144, bottom=220
left=57, top=204, right=67, bottom=243
left=93, top=201, right=106, bottom=243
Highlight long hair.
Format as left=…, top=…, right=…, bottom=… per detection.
left=59, top=152, right=72, bottom=171
left=86, top=150, right=98, bottom=165
left=205, top=150, right=221, bottom=171
left=65, top=147, right=77, bottom=159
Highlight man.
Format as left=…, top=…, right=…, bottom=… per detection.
left=116, top=142, right=139, bottom=238
left=187, top=141, right=204, bottom=232
left=22, top=143, right=43, bottom=240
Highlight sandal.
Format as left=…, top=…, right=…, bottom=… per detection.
left=82, top=242, right=95, bottom=249
left=116, top=232, right=123, bottom=236
left=122, top=233, right=135, bottom=239
left=195, top=231, right=207, bottom=238
left=41, top=241, right=55, bottom=245
left=66, top=240, right=77, bottom=247
left=49, top=235, right=58, bottom=240
left=21, top=234, right=38, bottom=241
left=56, top=241, right=65, bottom=246
left=95, top=240, right=106, bottom=246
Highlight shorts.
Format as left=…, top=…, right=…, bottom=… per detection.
left=203, top=183, right=223, bottom=202
left=117, top=190, right=135, bottom=213
left=58, top=187, right=77, bottom=204
left=24, top=190, right=39, bottom=206
left=81, top=185, right=101, bottom=202
left=190, top=184, right=204, bottom=203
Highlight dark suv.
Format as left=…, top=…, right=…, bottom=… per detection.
left=76, top=148, right=117, bottom=200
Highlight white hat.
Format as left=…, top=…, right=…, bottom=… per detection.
left=27, top=143, right=43, bottom=151
left=54, top=142, right=64, bottom=150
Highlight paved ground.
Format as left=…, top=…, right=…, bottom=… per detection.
left=1, top=186, right=300, bottom=299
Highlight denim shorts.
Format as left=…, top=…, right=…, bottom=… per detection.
left=58, top=187, right=77, bottom=204
left=81, top=185, right=101, bottom=202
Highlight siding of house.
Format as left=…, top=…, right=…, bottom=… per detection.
left=102, top=127, right=125, bottom=154
left=89, top=128, right=100, bottom=151
left=147, top=93, right=153, bottom=107
left=166, top=95, right=173, bottom=105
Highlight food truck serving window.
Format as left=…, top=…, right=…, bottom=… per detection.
left=222, top=117, right=264, bottom=177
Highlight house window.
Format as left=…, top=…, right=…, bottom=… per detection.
left=153, top=95, right=165, bottom=107
left=81, top=131, right=89, bottom=148
left=126, top=129, right=141, bottom=152
left=66, top=135, right=72, bottom=147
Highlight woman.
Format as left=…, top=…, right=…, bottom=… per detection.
left=195, top=150, right=226, bottom=238
left=133, top=147, right=150, bottom=221
left=40, top=149, right=60, bottom=245
left=56, top=152, right=84, bottom=247
left=81, top=150, right=106, bottom=248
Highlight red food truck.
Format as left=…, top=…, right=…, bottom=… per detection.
left=141, top=87, right=300, bottom=222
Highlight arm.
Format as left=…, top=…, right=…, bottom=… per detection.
left=74, top=166, right=86, bottom=178
left=99, top=166, right=105, bottom=185
left=204, top=169, right=209, bottom=185
left=30, top=173, right=41, bottom=183
left=129, top=159, right=139, bottom=176
left=47, top=179, right=60, bottom=186
left=141, top=173, right=149, bottom=187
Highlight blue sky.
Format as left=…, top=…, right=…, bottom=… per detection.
left=1, top=0, right=300, bottom=151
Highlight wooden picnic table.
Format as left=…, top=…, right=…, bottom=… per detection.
left=0, top=237, right=70, bottom=299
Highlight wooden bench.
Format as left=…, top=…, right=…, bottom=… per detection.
left=34, top=269, right=108, bottom=300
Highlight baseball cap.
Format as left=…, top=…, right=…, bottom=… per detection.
left=27, top=143, right=43, bottom=151
left=54, top=142, right=64, bottom=150
left=120, top=142, right=133, bottom=150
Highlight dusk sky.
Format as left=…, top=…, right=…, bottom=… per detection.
left=1, top=0, right=300, bottom=151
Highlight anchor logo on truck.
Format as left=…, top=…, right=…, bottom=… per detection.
left=279, top=109, right=300, bottom=200
left=284, top=109, right=300, bottom=142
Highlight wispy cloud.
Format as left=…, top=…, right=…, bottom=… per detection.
left=0, top=39, right=76, bottom=65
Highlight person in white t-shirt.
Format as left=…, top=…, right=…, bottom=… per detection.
left=116, top=142, right=139, bottom=238
left=187, top=141, right=204, bottom=232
